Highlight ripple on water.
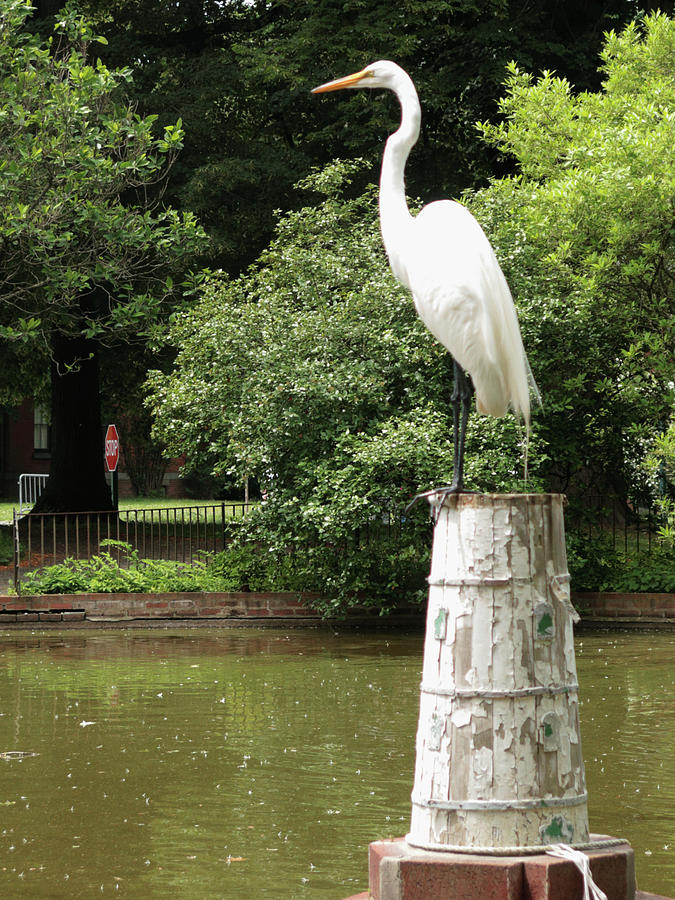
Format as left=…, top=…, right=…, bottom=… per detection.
left=0, top=629, right=672, bottom=898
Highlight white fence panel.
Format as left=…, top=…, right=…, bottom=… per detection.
left=18, top=473, right=49, bottom=514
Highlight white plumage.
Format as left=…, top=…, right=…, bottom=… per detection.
left=313, top=60, right=539, bottom=490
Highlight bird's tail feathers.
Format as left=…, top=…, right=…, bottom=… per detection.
left=523, top=421, right=531, bottom=484
left=521, top=359, right=541, bottom=484
left=526, top=357, right=542, bottom=411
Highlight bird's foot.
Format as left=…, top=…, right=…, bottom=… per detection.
left=404, top=483, right=477, bottom=513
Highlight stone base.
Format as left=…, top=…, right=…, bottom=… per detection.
left=344, top=892, right=671, bottom=900
left=343, top=835, right=643, bottom=900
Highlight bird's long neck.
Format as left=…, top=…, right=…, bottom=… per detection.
left=379, top=75, right=421, bottom=252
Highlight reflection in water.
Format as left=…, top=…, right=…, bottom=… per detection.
left=0, top=629, right=672, bottom=898
left=576, top=632, right=675, bottom=895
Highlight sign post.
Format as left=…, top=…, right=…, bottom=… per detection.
left=104, top=424, right=120, bottom=509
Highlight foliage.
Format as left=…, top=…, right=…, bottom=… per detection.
left=207, top=543, right=272, bottom=593
left=473, top=12, right=675, bottom=501
left=148, top=160, right=543, bottom=607
left=605, top=546, right=675, bottom=593
left=148, top=17, right=674, bottom=610
left=17, top=540, right=226, bottom=594
left=73, top=0, right=644, bottom=273
left=644, top=414, right=675, bottom=546
left=213, top=523, right=432, bottom=616
left=567, top=531, right=675, bottom=594
left=208, top=540, right=315, bottom=594
left=566, top=532, right=623, bottom=593
left=0, top=0, right=204, bottom=365
left=15, top=526, right=675, bottom=599
left=0, top=1, right=205, bottom=510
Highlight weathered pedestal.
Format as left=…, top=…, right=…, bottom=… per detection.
left=343, top=493, right=650, bottom=900
left=409, top=493, right=588, bottom=851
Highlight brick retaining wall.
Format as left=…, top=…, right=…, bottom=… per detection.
left=0, top=591, right=424, bottom=625
left=572, top=592, right=675, bottom=626
left=0, top=591, right=326, bottom=624
left=0, top=591, right=672, bottom=627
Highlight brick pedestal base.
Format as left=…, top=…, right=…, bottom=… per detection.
left=343, top=835, right=648, bottom=900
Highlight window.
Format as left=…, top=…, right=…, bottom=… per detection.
left=33, top=404, right=51, bottom=453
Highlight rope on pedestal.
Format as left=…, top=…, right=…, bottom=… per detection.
left=404, top=835, right=627, bottom=856
left=546, top=843, right=608, bottom=900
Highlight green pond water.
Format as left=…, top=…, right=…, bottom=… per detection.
left=0, top=627, right=672, bottom=899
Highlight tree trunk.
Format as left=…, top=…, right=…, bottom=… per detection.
left=32, top=335, right=114, bottom=513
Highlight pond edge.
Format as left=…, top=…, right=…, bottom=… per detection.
left=0, top=590, right=672, bottom=629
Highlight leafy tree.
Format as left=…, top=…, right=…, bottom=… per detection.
left=474, top=11, right=674, bottom=505
left=644, top=414, right=675, bottom=546
left=66, top=0, right=644, bottom=274
left=148, top=161, right=541, bottom=608
left=149, top=14, right=673, bottom=609
left=0, top=0, right=204, bottom=511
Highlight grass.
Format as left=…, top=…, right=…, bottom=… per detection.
left=0, top=496, right=250, bottom=523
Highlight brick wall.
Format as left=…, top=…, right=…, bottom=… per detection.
left=0, top=591, right=326, bottom=623
left=1, top=590, right=672, bottom=626
left=573, top=592, right=675, bottom=623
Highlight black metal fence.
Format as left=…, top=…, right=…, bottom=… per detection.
left=564, top=493, right=664, bottom=556
left=7, top=494, right=665, bottom=594
left=13, top=502, right=252, bottom=589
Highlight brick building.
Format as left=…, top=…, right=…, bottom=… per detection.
left=0, top=399, right=186, bottom=502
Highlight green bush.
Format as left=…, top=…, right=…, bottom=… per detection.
left=602, top=546, right=675, bottom=593
left=0, top=526, right=13, bottom=566
left=148, top=162, right=536, bottom=615
left=210, top=524, right=430, bottom=615
left=566, top=532, right=622, bottom=593
left=19, top=531, right=674, bottom=603
left=567, top=532, right=675, bottom=594
left=208, top=544, right=273, bottom=592
left=17, top=541, right=226, bottom=595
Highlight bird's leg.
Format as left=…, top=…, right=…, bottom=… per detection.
left=449, top=360, right=474, bottom=493
left=451, top=364, right=461, bottom=481
left=404, top=360, right=475, bottom=513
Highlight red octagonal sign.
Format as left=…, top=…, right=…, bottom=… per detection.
left=104, top=424, right=120, bottom=472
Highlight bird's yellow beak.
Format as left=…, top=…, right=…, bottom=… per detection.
left=311, top=67, right=372, bottom=93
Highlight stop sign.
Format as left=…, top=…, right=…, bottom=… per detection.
left=104, top=424, right=120, bottom=472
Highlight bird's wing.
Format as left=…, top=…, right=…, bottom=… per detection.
left=403, top=200, right=532, bottom=422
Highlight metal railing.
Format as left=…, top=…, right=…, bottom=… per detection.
left=18, top=473, right=49, bottom=514
left=12, top=502, right=252, bottom=591
left=564, top=493, right=663, bottom=556
left=8, top=493, right=665, bottom=596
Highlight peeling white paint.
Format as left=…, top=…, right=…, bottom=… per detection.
left=408, top=494, right=590, bottom=851
left=450, top=707, right=473, bottom=729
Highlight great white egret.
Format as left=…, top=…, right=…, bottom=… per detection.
left=312, top=61, right=539, bottom=493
